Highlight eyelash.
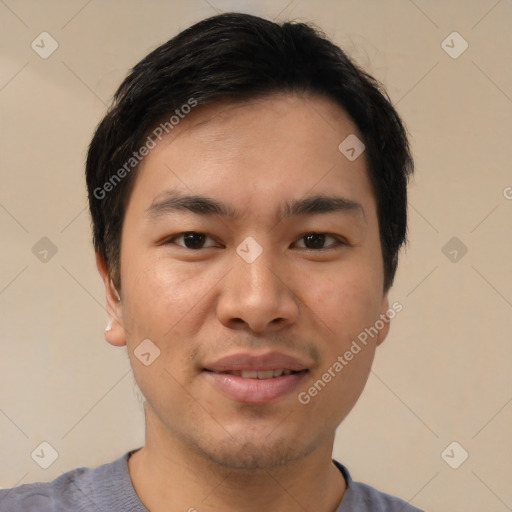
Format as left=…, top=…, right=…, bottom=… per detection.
left=162, top=231, right=347, bottom=251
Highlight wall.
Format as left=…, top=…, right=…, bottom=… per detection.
left=1, top=1, right=511, bottom=510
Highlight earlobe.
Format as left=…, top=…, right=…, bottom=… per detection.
left=104, top=316, right=127, bottom=347
left=95, top=251, right=127, bottom=347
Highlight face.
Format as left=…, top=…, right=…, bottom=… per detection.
left=98, top=93, right=390, bottom=470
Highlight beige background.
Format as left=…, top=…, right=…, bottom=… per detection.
left=1, top=1, right=511, bottom=510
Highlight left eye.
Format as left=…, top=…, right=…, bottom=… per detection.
left=164, top=232, right=344, bottom=251
left=292, top=233, right=344, bottom=250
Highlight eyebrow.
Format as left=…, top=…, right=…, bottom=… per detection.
left=145, top=189, right=366, bottom=224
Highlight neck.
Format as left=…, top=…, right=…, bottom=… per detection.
left=128, top=412, right=346, bottom=512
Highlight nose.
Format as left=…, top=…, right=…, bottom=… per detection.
left=216, top=246, right=300, bottom=334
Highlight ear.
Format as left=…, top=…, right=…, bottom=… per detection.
left=95, top=251, right=126, bottom=347
left=376, top=294, right=391, bottom=347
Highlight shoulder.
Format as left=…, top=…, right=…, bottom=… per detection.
left=333, top=460, right=426, bottom=512
left=0, top=452, right=131, bottom=512
left=0, top=466, right=91, bottom=511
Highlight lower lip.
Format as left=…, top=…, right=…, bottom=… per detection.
left=203, top=371, right=308, bottom=404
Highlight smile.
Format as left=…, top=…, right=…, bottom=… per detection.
left=213, top=369, right=299, bottom=379
left=203, top=369, right=308, bottom=403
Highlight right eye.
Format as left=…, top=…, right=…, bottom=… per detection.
left=163, top=232, right=220, bottom=250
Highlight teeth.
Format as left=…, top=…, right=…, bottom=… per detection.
left=240, top=370, right=258, bottom=378
left=232, top=369, right=296, bottom=379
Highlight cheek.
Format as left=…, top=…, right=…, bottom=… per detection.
left=307, top=261, right=383, bottom=343
left=298, top=266, right=380, bottom=422
left=118, top=256, right=209, bottom=396
left=120, top=257, right=207, bottom=407
left=122, top=252, right=211, bottom=336
left=299, top=345, right=375, bottom=428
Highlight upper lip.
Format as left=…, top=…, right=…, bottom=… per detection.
left=203, top=351, right=311, bottom=373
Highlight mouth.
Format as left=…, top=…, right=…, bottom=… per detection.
left=204, top=368, right=305, bottom=379
left=202, top=368, right=309, bottom=404
left=202, top=351, right=312, bottom=404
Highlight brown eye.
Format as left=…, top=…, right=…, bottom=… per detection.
left=294, top=233, right=344, bottom=250
left=166, top=232, right=217, bottom=249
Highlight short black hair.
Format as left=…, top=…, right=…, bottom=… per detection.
left=86, top=12, right=413, bottom=293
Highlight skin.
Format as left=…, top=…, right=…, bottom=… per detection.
left=96, top=92, right=391, bottom=512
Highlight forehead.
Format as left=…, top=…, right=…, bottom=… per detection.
left=176, top=93, right=359, bottom=148
left=128, top=92, right=375, bottom=221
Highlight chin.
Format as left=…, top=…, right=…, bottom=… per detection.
left=194, top=433, right=314, bottom=471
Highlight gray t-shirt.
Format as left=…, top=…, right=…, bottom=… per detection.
left=0, top=449, right=424, bottom=511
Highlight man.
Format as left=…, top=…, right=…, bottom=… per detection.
left=0, top=12, right=421, bottom=511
